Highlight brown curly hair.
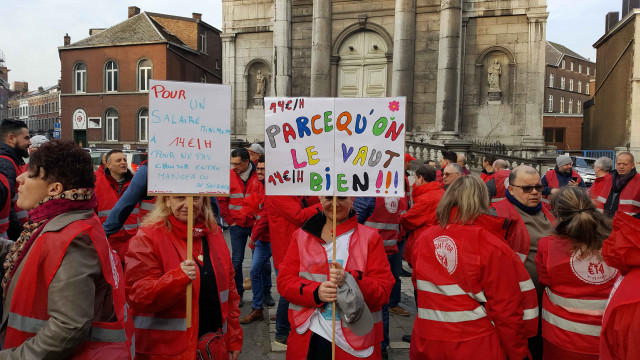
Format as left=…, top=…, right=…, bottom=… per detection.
left=27, top=139, right=95, bottom=190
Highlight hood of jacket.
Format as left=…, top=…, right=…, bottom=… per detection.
left=472, top=213, right=515, bottom=244
left=413, top=181, right=443, bottom=197
left=603, top=212, right=640, bottom=275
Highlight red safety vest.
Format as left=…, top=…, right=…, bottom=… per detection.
left=491, top=170, right=511, bottom=203
left=600, top=269, right=640, bottom=360
left=0, top=155, right=27, bottom=226
left=539, top=235, right=618, bottom=355
left=221, top=170, right=259, bottom=228
left=0, top=173, right=12, bottom=237
left=288, top=225, right=381, bottom=351
left=95, top=172, right=137, bottom=262
left=594, top=173, right=640, bottom=216
left=491, top=199, right=556, bottom=262
left=129, top=224, right=237, bottom=357
left=542, top=169, right=582, bottom=209
left=4, top=215, right=132, bottom=359
left=364, top=197, right=407, bottom=255
left=137, top=198, right=155, bottom=227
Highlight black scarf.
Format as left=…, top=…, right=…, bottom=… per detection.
left=505, top=188, right=542, bottom=215
left=612, top=168, right=637, bottom=192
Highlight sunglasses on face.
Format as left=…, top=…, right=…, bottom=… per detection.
left=511, top=184, right=544, bottom=193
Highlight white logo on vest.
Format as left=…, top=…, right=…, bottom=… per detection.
left=110, top=249, right=120, bottom=288
left=384, top=197, right=399, bottom=214
left=433, top=236, right=458, bottom=274
left=570, top=250, right=618, bottom=285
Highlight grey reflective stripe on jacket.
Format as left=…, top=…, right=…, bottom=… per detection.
left=98, top=210, right=111, bottom=217
left=545, top=288, right=608, bottom=313
left=229, top=193, right=245, bottom=199
left=417, top=279, right=487, bottom=303
left=417, top=306, right=488, bottom=323
left=140, top=202, right=155, bottom=211
left=363, top=221, right=399, bottom=231
left=220, top=289, right=229, bottom=304
left=299, top=271, right=328, bottom=282
left=229, top=205, right=243, bottom=210
left=133, top=316, right=187, bottom=331
left=383, top=240, right=397, bottom=247
left=9, top=312, right=126, bottom=342
left=491, top=197, right=505, bottom=203
left=541, top=309, right=601, bottom=336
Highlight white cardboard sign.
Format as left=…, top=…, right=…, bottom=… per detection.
left=264, top=97, right=406, bottom=197
left=147, top=80, right=231, bottom=194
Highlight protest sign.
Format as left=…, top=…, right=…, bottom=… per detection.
left=264, top=97, right=406, bottom=197
left=147, top=80, right=231, bottom=195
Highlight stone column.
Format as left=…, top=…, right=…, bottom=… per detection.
left=391, top=0, right=416, bottom=131
left=273, top=0, right=292, bottom=96
left=310, top=0, right=332, bottom=97
left=433, top=0, right=462, bottom=141
left=522, top=14, right=548, bottom=147
left=222, top=33, right=237, bottom=135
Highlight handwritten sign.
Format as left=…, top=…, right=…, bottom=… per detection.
left=264, top=97, right=406, bottom=196
left=148, top=80, right=231, bottom=194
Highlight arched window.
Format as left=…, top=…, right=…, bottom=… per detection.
left=105, top=61, right=119, bottom=92
left=138, top=59, right=152, bottom=92
left=74, top=63, right=87, bottom=93
left=105, top=109, right=119, bottom=141
left=138, top=108, right=148, bottom=142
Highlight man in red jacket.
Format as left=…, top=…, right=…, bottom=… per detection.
left=266, top=195, right=321, bottom=347
left=589, top=156, right=613, bottom=201
left=218, top=148, right=261, bottom=307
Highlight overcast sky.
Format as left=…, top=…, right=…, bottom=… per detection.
left=0, top=0, right=624, bottom=88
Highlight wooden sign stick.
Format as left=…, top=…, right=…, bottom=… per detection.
left=331, top=195, right=337, bottom=360
left=186, top=196, right=194, bottom=328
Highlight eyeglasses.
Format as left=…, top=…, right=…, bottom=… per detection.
left=256, top=167, right=265, bottom=171
left=511, top=184, right=544, bottom=193
left=442, top=172, right=460, bottom=177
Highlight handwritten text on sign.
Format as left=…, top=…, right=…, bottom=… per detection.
left=148, top=80, right=231, bottom=194
left=264, top=97, right=406, bottom=196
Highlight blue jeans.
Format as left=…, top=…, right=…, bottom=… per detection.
left=382, top=240, right=405, bottom=350
left=229, top=225, right=252, bottom=296
left=250, top=240, right=273, bottom=309
left=275, top=269, right=290, bottom=338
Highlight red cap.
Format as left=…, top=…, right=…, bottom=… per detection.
left=405, top=153, right=416, bottom=163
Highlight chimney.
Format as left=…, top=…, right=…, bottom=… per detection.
left=192, top=13, right=202, bottom=20
left=623, top=0, right=630, bottom=17
left=38, top=86, right=44, bottom=93
left=63, top=33, right=70, bottom=46
left=128, top=6, right=140, bottom=18
left=606, top=12, right=620, bottom=33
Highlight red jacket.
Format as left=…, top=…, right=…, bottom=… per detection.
left=125, top=222, right=242, bottom=360
left=363, top=197, right=407, bottom=255
left=542, top=169, right=582, bottom=209
left=4, top=215, right=132, bottom=359
left=218, top=167, right=260, bottom=228
left=481, top=170, right=495, bottom=183
left=536, top=235, right=618, bottom=356
left=595, top=173, right=640, bottom=216
left=600, top=212, right=640, bottom=360
left=95, top=169, right=136, bottom=262
left=588, top=173, right=610, bottom=201
left=0, top=173, right=11, bottom=238
left=267, top=196, right=321, bottom=269
left=277, top=214, right=394, bottom=360
left=400, top=182, right=444, bottom=265
left=491, top=170, right=511, bottom=203
left=409, top=221, right=529, bottom=360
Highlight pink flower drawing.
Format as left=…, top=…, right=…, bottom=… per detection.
left=388, top=100, right=400, bottom=112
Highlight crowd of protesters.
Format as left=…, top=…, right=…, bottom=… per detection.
left=0, top=117, right=638, bottom=359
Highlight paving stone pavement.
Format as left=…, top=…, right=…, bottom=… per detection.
left=224, top=230, right=414, bottom=359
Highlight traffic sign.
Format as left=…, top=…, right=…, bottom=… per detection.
left=53, top=131, right=61, bottom=139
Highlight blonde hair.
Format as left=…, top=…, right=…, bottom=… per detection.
left=436, top=176, right=489, bottom=226
left=141, top=196, right=217, bottom=232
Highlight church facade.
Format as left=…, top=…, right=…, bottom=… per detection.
left=222, top=0, right=548, bottom=147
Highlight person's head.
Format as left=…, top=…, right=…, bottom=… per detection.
left=615, top=152, right=635, bottom=176
left=404, top=153, right=416, bottom=171
left=16, top=140, right=94, bottom=210
left=256, top=154, right=266, bottom=182
left=483, top=154, right=497, bottom=169
left=231, top=148, right=251, bottom=174
left=101, top=152, right=108, bottom=166
left=106, top=150, right=127, bottom=179
left=440, top=150, right=457, bottom=169
left=492, top=159, right=509, bottom=172
left=508, top=166, right=542, bottom=207
left=142, top=195, right=216, bottom=230
left=0, top=119, right=31, bottom=158
left=436, top=175, right=489, bottom=226
left=319, top=196, right=354, bottom=225
left=28, top=135, right=49, bottom=155
left=551, top=187, right=612, bottom=258
left=594, top=157, right=613, bottom=178
left=442, top=163, right=463, bottom=187
left=425, top=160, right=436, bottom=168
left=414, top=165, right=437, bottom=187
left=247, top=143, right=264, bottom=163
left=556, top=155, right=573, bottom=175
left=457, top=154, right=467, bottom=168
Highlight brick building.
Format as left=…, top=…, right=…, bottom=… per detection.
left=543, top=41, right=595, bottom=151
left=58, top=6, right=222, bottom=148
left=7, top=85, right=61, bottom=137
left=0, top=51, right=9, bottom=120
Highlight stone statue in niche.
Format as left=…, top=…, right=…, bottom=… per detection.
left=487, top=59, right=502, bottom=102
left=255, top=70, right=266, bottom=97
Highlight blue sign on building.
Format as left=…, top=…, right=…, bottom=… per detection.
left=53, top=131, right=61, bottom=139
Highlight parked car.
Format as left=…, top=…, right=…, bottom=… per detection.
left=569, top=156, right=596, bottom=186
left=126, top=152, right=148, bottom=173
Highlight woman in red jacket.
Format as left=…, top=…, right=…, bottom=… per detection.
left=536, top=187, right=618, bottom=360
left=277, top=196, right=395, bottom=360
left=410, top=175, right=529, bottom=360
left=125, top=196, right=243, bottom=360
